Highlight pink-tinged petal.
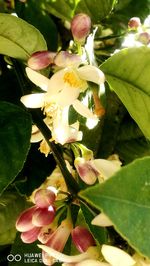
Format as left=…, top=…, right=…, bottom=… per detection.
left=16, top=206, right=37, bottom=232
left=28, top=51, right=56, bottom=70
left=71, top=226, right=95, bottom=253
left=54, top=51, right=82, bottom=68
left=73, top=99, right=97, bottom=119
left=32, top=206, right=55, bottom=227
left=78, top=65, right=105, bottom=85
left=21, top=226, right=41, bottom=243
left=46, top=220, right=72, bottom=251
left=92, top=213, right=113, bottom=227
left=26, top=67, right=49, bottom=91
left=74, top=157, right=98, bottom=185
left=34, top=188, right=56, bottom=208
left=101, top=245, right=136, bottom=266
left=20, top=93, right=45, bottom=108
left=93, top=159, right=121, bottom=181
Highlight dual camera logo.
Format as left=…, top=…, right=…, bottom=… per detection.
left=7, top=254, right=22, bottom=262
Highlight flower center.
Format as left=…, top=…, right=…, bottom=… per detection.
left=63, top=70, right=87, bottom=91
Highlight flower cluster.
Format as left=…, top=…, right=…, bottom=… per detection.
left=122, top=15, right=150, bottom=47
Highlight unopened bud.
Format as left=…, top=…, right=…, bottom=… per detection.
left=71, top=226, right=95, bottom=253
left=32, top=206, right=55, bottom=226
left=34, top=188, right=56, bottom=208
left=137, top=32, right=150, bottom=45
left=128, top=17, right=141, bottom=29
left=71, top=13, right=91, bottom=43
left=21, top=226, right=41, bottom=243
left=16, top=206, right=37, bottom=232
left=28, top=51, right=56, bottom=70
left=54, top=51, right=82, bottom=68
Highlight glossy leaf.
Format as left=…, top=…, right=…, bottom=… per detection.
left=15, top=0, right=58, bottom=51
left=0, top=191, right=27, bottom=245
left=0, top=102, right=31, bottom=194
left=43, top=0, right=77, bottom=21
left=0, top=13, right=47, bottom=61
left=101, top=47, right=150, bottom=139
left=80, top=156, right=150, bottom=258
left=76, top=0, right=117, bottom=23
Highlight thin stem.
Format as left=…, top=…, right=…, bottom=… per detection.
left=30, top=110, right=80, bottom=196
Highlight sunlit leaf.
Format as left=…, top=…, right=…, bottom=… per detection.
left=76, top=0, right=117, bottom=23
left=0, top=13, right=47, bottom=61
left=101, top=47, right=150, bottom=139
left=80, top=156, right=150, bottom=258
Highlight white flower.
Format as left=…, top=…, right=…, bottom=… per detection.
left=101, top=245, right=136, bottom=266
left=21, top=61, right=105, bottom=118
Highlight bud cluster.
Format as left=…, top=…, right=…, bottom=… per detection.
left=16, top=187, right=56, bottom=243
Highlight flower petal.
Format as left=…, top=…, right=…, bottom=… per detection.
left=93, top=159, right=121, bottom=181
left=37, top=245, right=91, bottom=263
left=21, top=93, right=45, bottom=108
left=78, top=65, right=105, bottom=85
left=26, top=67, right=49, bottom=91
left=101, top=245, right=136, bottom=266
left=92, top=213, right=113, bottom=227
left=54, top=87, right=80, bottom=107
left=73, top=99, right=97, bottom=119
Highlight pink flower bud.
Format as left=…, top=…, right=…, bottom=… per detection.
left=74, top=158, right=99, bottom=185
left=27, top=51, right=56, bottom=70
left=71, top=13, right=91, bottom=43
left=128, top=17, right=141, bottom=29
left=34, top=188, right=56, bottom=208
left=32, top=206, right=55, bottom=227
left=21, top=226, right=41, bottom=243
left=54, top=51, right=82, bottom=67
left=137, top=32, right=150, bottom=45
left=16, top=206, right=37, bottom=232
left=71, top=226, right=95, bottom=253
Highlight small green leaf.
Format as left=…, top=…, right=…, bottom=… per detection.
left=0, top=102, right=31, bottom=194
left=80, top=156, right=150, bottom=258
left=0, top=190, right=27, bottom=245
left=101, top=47, right=150, bottom=139
left=0, top=13, right=47, bottom=61
left=76, top=0, right=117, bottom=23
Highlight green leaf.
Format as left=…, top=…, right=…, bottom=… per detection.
left=15, top=0, right=58, bottom=51
left=101, top=47, right=150, bottom=139
left=0, top=190, right=27, bottom=245
left=76, top=0, right=117, bottom=23
left=80, top=156, right=150, bottom=258
left=0, top=102, right=31, bottom=194
left=0, top=13, right=47, bottom=61
left=43, top=0, right=78, bottom=21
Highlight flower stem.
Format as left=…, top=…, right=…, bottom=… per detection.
left=30, top=109, right=80, bottom=196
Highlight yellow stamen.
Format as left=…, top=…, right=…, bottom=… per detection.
left=63, top=71, right=87, bottom=91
